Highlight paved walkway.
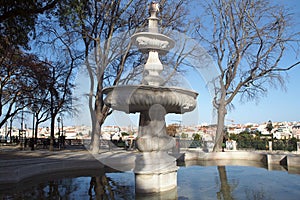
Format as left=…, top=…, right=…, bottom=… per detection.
left=1, top=144, right=300, bottom=186
left=0, top=144, right=137, bottom=184
left=0, top=145, right=156, bottom=197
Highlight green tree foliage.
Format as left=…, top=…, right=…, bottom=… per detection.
left=266, top=120, right=273, bottom=133
left=0, top=0, right=58, bottom=49
left=181, top=133, right=188, bottom=139
left=189, top=133, right=202, bottom=148
left=193, top=133, right=201, bottom=141
left=229, top=131, right=298, bottom=151
left=229, top=131, right=268, bottom=150
left=273, top=137, right=298, bottom=152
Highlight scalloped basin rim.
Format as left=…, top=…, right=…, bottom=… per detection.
left=103, top=85, right=198, bottom=114
left=103, top=85, right=198, bottom=97
left=131, top=32, right=174, bottom=41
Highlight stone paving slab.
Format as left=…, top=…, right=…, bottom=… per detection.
left=0, top=146, right=103, bottom=184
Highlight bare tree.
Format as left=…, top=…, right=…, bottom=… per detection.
left=55, top=0, right=191, bottom=153
left=46, top=62, right=75, bottom=151
left=0, top=46, right=50, bottom=128
left=195, top=0, right=300, bottom=151
left=32, top=10, right=82, bottom=150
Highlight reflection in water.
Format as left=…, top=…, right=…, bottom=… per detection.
left=4, top=178, right=78, bottom=199
left=217, top=166, right=235, bottom=200
left=216, top=166, right=273, bottom=200
left=245, top=187, right=268, bottom=200
left=1, top=166, right=300, bottom=199
left=88, top=176, right=114, bottom=200
left=0, top=171, right=133, bottom=200
left=47, top=181, right=59, bottom=197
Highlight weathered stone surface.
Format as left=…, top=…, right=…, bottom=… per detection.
left=134, top=152, right=178, bottom=193
left=131, top=32, right=175, bottom=53
left=103, top=85, right=198, bottom=114
left=287, top=155, right=300, bottom=167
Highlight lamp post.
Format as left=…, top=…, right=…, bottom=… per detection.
left=9, top=117, right=13, bottom=143
left=57, top=116, right=61, bottom=149
left=20, top=108, right=25, bottom=149
left=31, top=105, right=38, bottom=150
left=31, top=111, right=35, bottom=151
left=60, top=115, right=64, bottom=149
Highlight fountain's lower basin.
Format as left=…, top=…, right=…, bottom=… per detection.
left=2, top=153, right=300, bottom=199
left=103, top=85, right=198, bottom=114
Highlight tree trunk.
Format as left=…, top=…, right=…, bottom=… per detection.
left=213, top=99, right=227, bottom=152
left=34, top=120, right=38, bottom=143
left=89, top=108, right=97, bottom=152
left=91, top=124, right=101, bottom=154
left=91, top=90, right=104, bottom=154
left=91, top=134, right=100, bottom=154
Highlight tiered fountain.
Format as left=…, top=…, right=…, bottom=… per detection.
left=103, top=2, right=198, bottom=194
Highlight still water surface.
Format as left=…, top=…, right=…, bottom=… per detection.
left=1, top=165, right=300, bottom=200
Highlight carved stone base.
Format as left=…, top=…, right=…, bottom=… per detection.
left=135, top=170, right=177, bottom=193
left=134, top=152, right=178, bottom=193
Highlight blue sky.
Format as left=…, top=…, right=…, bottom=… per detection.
left=225, top=66, right=300, bottom=124
left=189, top=0, right=300, bottom=125
left=224, top=0, right=300, bottom=124
left=71, top=0, right=300, bottom=127
left=190, top=0, right=300, bottom=125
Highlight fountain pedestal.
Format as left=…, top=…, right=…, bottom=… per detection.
left=134, top=151, right=178, bottom=193
left=134, top=105, right=178, bottom=193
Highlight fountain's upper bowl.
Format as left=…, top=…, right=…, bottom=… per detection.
left=103, top=85, right=198, bottom=114
left=131, top=32, right=175, bottom=53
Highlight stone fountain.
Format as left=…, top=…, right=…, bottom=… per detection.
left=103, top=2, right=198, bottom=194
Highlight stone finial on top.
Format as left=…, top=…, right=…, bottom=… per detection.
left=149, top=2, right=160, bottom=17
left=148, top=2, right=159, bottom=33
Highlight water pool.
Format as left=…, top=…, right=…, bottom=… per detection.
left=1, top=165, right=300, bottom=199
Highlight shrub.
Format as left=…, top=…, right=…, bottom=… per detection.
left=287, top=137, right=297, bottom=151
left=181, top=133, right=188, bottom=139
left=193, top=133, right=201, bottom=141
